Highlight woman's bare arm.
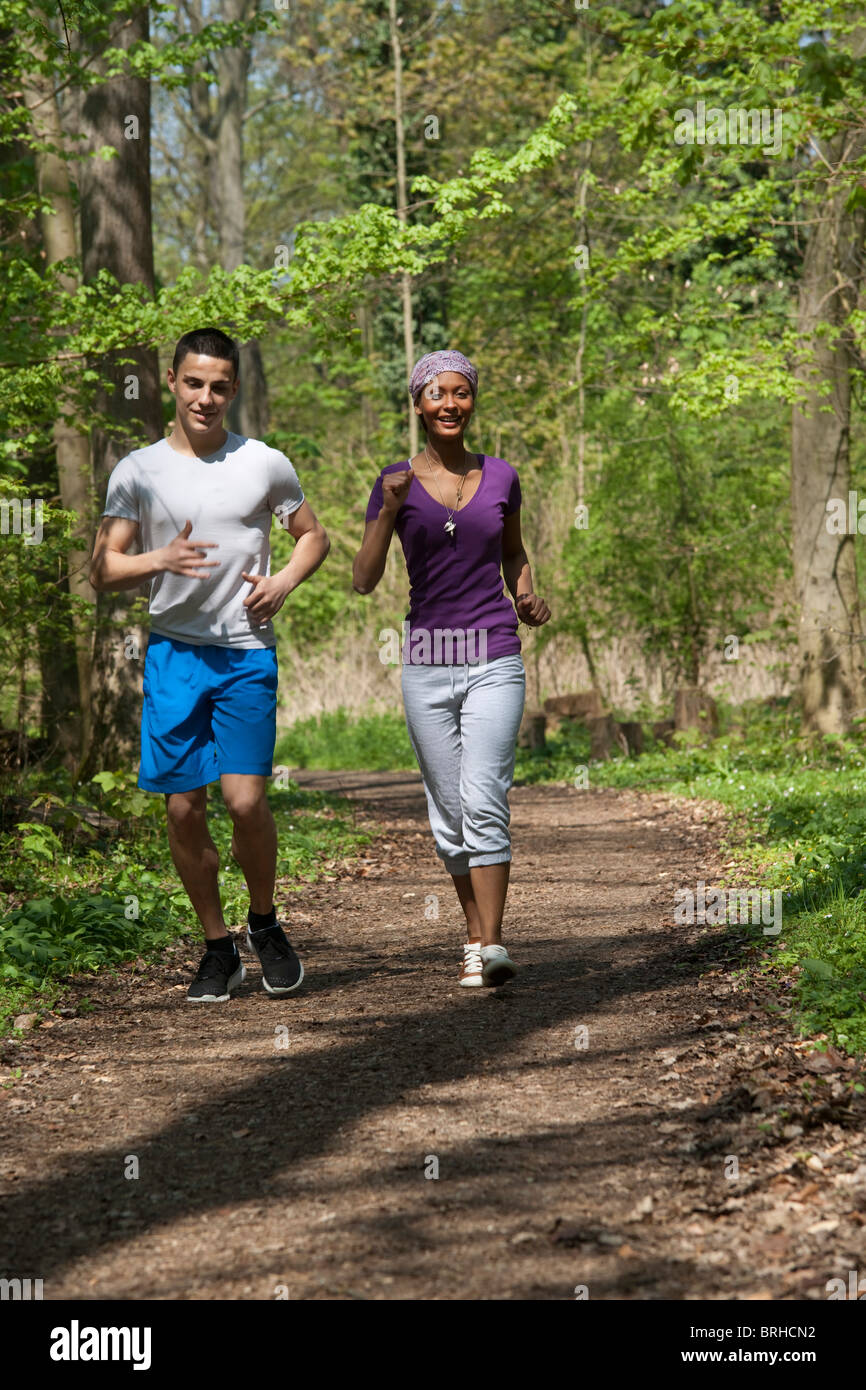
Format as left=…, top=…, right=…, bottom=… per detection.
left=502, top=509, right=551, bottom=627
left=352, top=468, right=414, bottom=593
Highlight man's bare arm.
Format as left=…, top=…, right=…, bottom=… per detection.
left=241, top=500, right=330, bottom=624
left=278, top=500, right=330, bottom=591
left=90, top=517, right=220, bottom=593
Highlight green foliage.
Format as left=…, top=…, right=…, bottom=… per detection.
left=275, top=710, right=415, bottom=771
left=0, top=891, right=179, bottom=984
left=558, top=393, right=791, bottom=684
left=15, top=822, right=63, bottom=863
left=4, top=77, right=580, bottom=453
left=89, top=770, right=152, bottom=820
left=8, top=0, right=866, bottom=726
left=772, top=897, right=866, bottom=1055
left=0, top=770, right=370, bottom=1030
left=0, top=484, right=85, bottom=740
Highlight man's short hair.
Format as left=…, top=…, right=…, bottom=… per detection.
left=172, top=328, right=239, bottom=380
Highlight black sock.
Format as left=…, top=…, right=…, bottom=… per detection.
left=248, top=906, right=277, bottom=931
left=207, top=933, right=236, bottom=955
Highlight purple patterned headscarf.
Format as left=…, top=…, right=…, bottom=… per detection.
left=409, top=350, right=478, bottom=404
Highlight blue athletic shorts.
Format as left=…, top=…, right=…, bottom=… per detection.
left=139, top=634, right=279, bottom=793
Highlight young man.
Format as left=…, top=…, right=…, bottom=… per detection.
left=90, top=327, right=330, bottom=1002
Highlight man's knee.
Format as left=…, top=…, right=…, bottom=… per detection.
left=222, top=778, right=269, bottom=825
left=166, top=788, right=208, bottom=832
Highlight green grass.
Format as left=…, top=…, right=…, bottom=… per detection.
left=0, top=768, right=370, bottom=1035
left=276, top=709, right=416, bottom=771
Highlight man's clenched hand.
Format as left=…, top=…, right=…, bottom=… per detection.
left=241, top=570, right=291, bottom=624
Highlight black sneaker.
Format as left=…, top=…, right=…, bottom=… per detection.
left=246, top=923, right=304, bottom=995
left=186, top=943, right=245, bottom=1002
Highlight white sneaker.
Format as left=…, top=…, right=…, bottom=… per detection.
left=481, top=943, right=517, bottom=987
left=460, top=940, right=484, bottom=987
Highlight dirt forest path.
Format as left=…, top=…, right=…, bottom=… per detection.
left=1, top=775, right=865, bottom=1301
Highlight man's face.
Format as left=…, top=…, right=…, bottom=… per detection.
left=168, top=353, right=239, bottom=433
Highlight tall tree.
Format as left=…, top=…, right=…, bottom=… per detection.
left=165, top=0, right=269, bottom=438
left=215, top=0, right=269, bottom=438
left=791, top=39, right=866, bottom=732
left=22, top=37, right=94, bottom=762
left=78, top=2, right=163, bottom=770
left=388, top=0, right=417, bottom=457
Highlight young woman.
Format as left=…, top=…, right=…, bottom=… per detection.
left=352, top=350, right=550, bottom=988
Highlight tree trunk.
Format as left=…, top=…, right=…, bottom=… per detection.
left=217, top=0, right=269, bottom=440
left=791, top=35, right=866, bottom=734
left=184, top=0, right=218, bottom=278
left=619, top=721, right=644, bottom=757
left=358, top=300, right=377, bottom=453
left=573, top=145, right=593, bottom=509
left=235, top=340, right=269, bottom=440
left=517, top=710, right=547, bottom=751
left=22, top=38, right=94, bottom=764
left=791, top=173, right=866, bottom=730
left=543, top=690, right=604, bottom=721
left=78, top=4, right=163, bottom=772
left=389, top=0, right=417, bottom=457
left=586, top=715, right=628, bottom=762
left=674, top=686, right=718, bottom=737
left=652, top=719, right=676, bottom=748
left=38, top=582, right=81, bottom=759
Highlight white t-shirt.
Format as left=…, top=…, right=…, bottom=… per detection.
left=102, top=432, right=305, bottom=648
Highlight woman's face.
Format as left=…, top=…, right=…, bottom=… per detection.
left=415, top=371, right=474, bottom=443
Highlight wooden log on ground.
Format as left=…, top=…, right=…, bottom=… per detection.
left=652, top=719, right=676, bottom=748
left=587, top=714, right=629, bottom=761
left=517, top=709, right=548, bottom=751
left=543, top=689, right=604, bottom=722
left=619, top=720, right=644, bottom=757
left=674, top=686, right=719, bottom=736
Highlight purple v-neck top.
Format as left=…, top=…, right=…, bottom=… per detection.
left=365, top=454, right=522, bottom=664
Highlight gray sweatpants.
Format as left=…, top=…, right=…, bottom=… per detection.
left=400, top=654, right=526, bottom=875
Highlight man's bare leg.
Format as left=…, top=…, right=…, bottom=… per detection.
left=221, top=773, right=277, bottom=914
left=165, top=785, right=226, bottom=939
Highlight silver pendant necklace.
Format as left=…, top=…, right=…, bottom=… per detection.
left=424, top=443, right=470, bottom=535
